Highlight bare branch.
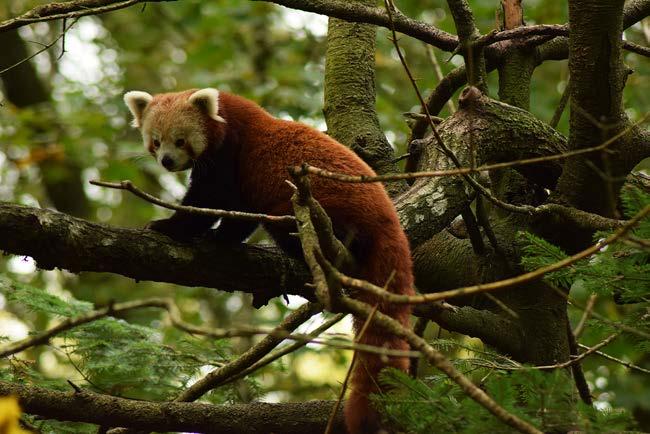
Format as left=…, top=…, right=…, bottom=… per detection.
left=579, top=344, right=650, bottom=375
left=0, top=0, right=175, bottom=34
left=0, top=19, right=78, bottom=76
left=303, top=113, right=648, bottom=185
left=90, top=179, right=295, bottom=224
left=573, top=294, right=598, bottom=338
left=446, top=0, right=488, bottom=90
left=623, top=40, right=650, bottom=57
left=288, top=176, right=539, bottom=433
left=0, top=380, right=347, bottom=434
left=252, top=0, right=458, bottom=51
left=173, top=302, right=321, bottom=402
left=474, top=333, right=620, bottom=371
left=0, top=297, right=367, bottom=361
left=225, top=313, right=347, bottom=383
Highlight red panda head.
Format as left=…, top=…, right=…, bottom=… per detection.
left=124, top=88, right=226, bottom=172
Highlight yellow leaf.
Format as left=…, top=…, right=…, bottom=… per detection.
left=0, top=396, right=30, bottom=434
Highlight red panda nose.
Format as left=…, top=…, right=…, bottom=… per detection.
left=161, top=155, right=174, bottom=170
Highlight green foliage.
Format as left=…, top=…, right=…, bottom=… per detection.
left=377, top=364, right=634, bottom=434
left=519, top=187, right=650, bottom=302
left=519, top=232, right=573, bottom=287
left=0, top=273, right=254, bottom=432
left=1, top=276, right=92, bottom=317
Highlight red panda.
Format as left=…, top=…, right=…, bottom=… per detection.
left=124, top=88, right=414, bottom=434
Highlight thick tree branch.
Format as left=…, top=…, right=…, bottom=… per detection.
left=414, top=304, right=523, bottom=356
left=0, top=380, right=346, bottom=434
left=0, top=202, right=309, bottom=306
left=323, top=0, right=406, bottom=195
left=253, top=0, right=458, bottom=51
left=555, top=0, right=632, bottom=217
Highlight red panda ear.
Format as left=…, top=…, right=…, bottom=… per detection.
left=188, top=88, right=226, bottom=123
left=124, top=91, right=153, bottom=128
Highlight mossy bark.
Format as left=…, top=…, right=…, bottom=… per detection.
left=323, top=0, right=405, bottom=195
left=397, top=88, right=567, bottom=249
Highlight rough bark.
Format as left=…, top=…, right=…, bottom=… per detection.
left=396, top=88, right=567, bottom=248
left=323, top=0, right=406, bottom=195
left=0, top=202, right=310, bottom=307
left=555, top=0, right=630, bottom=217
left=497, top=0, right=535, bottom=110
left=0, top=380, right=346, bottom=434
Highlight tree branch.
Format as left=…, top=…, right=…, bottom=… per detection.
left=0, top=0, right=175, bottom=34
left=323, top=0, right=404, bottom=192
left=253, top=0, right=458, bottom=51
left=0, top=202, right=309, bottom=307
left=413, top=303, right=523, bottom=356
left=0, top=380, right=346, bottom=434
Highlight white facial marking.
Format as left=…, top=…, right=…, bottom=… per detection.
left=188, top=88, right=226, bottom=123
left=124, top=91, right=153, bottom=128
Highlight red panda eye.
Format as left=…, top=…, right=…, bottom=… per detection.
left=153, top=139, right=161, bottom=149
left=175, top=138, right=185, bottom=148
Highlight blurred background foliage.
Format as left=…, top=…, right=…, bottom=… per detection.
left=0, top=0, right=649, bottom=432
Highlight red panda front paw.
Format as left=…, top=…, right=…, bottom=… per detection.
left=145, top=218, right=196, bottom=241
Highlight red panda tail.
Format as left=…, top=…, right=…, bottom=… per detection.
left=344, top=227, right=414, bottom=434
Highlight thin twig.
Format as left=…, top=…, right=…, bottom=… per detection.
left=409, top=317, right=429, bottom=377
left=225, top=313, right=347, bottom=384
left=562, top=294, right=650, bottom=341
left=566, top=322, right=593, bottom=405
left=0, top=18, right=79, bottom=76
left=476, top=333, right=619, bottom=371
left=339, top=296, right=542, bottom=434
left=424, top=44, right=456, bottom=113
left=0, top=0, right=174, bottom=33
left=578, top=344, right=650, bottom=375
left=172, top=302, right=320, bottom=402
left=90, top=179, right=294, bottom=224
left=573, top=294, right=597, bottom=338
left=550, top=79, right=571, bottom=128
left=0, top=298, right=169, bottom=358
left=0, top=298, right=399, bottom=361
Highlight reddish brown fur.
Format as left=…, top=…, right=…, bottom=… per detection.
left=149, top=91, right=414, bottom=433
